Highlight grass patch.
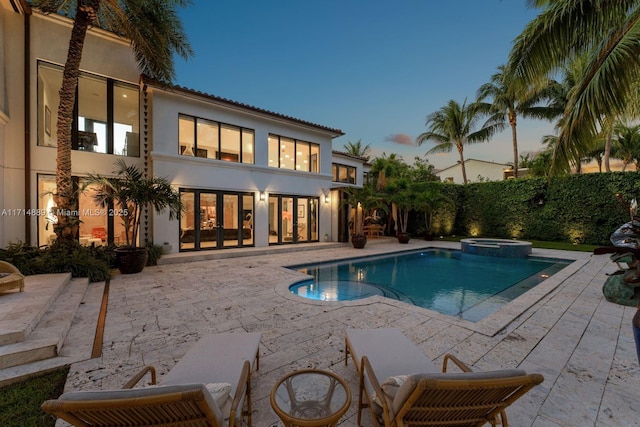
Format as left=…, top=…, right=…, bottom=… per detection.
left=0, top=368, right=68, bottom=427
left=436, top=236, right=598, bottom=253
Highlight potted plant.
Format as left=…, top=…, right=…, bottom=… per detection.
left=386, top=178, right=415, bottom=244
left=343, top=184, right=387, bottom=248
left=86, top=160, right=182, bottom=274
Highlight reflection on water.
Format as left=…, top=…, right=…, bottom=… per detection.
left=290, top=249, right=571, bottom=322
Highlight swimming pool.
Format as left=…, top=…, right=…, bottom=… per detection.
left=288, top=249, right=572, bottom=322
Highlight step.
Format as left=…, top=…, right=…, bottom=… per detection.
left=0, top=279, right=104, bottom=388
left=0, top=273, right=71, bottom=346
left=0, top=278, right=88, bottom=371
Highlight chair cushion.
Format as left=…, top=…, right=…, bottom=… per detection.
left=346, top=329, right=436, bottom=382
left=161, top=333, right=261, bottom=397
left=391, top=370, right=528, bottom=416
left=205, top=383, right=232, bottom=420
left=371, top=375, right=408, bottom=416
left=371, top=375, right=407, bottom=405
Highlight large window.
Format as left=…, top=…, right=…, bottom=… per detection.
left=178, top=114, right=254, bottom=164
left=268, top=134, right=320, bottom=173
left=332, top=163, right=357, bottom=184
left=37, top=62, right=139, bottom=156
left=37, top=175, right=128, bottom=246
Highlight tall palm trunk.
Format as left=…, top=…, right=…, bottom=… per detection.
left=604, top=129, right=613, bottom=172
left=509, top=110, right=518, bottom=178
left=457, top=142, right=467, bottom=184
left=53, top=3, right=98, bottom=240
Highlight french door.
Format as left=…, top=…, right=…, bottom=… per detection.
left=268, top=195, right=319, bottom=245
left=179, top=189, right=254, bottom=251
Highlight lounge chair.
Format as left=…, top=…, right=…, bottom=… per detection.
left=42, top=332, right=262, bottom=427
left=0, top=260, right=25, bottom=293
left=345, top=328, right=543, bottom=427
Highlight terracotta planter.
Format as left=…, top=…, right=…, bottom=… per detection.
left=115, top=247, right=148, bottom=274
left=351, top=235, right=367, bottom=249
left=397, top=232, right=411, bottom=244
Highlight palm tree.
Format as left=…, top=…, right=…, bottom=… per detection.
left=343, top=139, right=372, bottom=160
left=86, top=160, right=182, bottom=249
left=612, top=123, right=640, bottom=171
left=477, top=64, right=557, bottom=178
left=32, top=0, right=192, bottom=240
left=583, top=137, right=607, bottom=172
left=509, top=0, right=640, bottom=175
left=519, top=153, right=534, bottom=169
left=416, top=99, right=504, bottom=184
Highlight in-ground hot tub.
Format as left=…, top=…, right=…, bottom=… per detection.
left=461, top=238, right=532, bottom=258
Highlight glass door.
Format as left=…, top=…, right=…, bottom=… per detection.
left=199, top=193, right=217, bottom=249
left=180, top=189, right=254, bottom=251
left=269, top=195, right=320, bottom=245
left=282, top=197, right=295, bottom=242
left=222, top=194, right=239, bottom=248
left=297, top=198, right=308, bottom=242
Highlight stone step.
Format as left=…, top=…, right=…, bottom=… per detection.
left=0, top=273, right=71, bottom=346
left=0, top=278, right=88, bottom=372
left=0, top=279, right=105, bottom=388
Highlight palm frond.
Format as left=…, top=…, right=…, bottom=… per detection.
left=509, top=0, right=635, bottom=83
left=552, top=8, right=640, bottom=172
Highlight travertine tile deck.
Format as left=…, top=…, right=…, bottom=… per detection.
left=62, top=239, right=640, bottom=427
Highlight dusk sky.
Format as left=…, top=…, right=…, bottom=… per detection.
left=174, top=1, right=555, bottom=170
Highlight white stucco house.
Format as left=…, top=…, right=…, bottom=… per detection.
left=435, top=159, right=511, bottom=184
left=0, top=1, right=367, bottom=252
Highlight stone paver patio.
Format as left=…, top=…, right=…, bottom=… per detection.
left=62, top=239, right=639, bottom=427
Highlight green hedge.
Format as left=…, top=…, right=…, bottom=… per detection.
left=426, top=172, right=640, bottom=245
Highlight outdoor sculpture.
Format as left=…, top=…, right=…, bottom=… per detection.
left=595, top=198, right=640, bottom=366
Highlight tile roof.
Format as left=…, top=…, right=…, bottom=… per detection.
left=141, top=76, right=344, bottom=138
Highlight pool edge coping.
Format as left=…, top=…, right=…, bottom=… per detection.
left=274, top=244, right=592, bottom=337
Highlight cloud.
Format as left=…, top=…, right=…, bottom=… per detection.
left=385, top=133, right=415, bottom=146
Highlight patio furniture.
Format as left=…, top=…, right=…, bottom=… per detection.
left=345, top=328, right=543, bottom=427
left=41, top=332, right=262, bottom=427
left=270, top=369, right=351, bottom=427
left=0, top=260, right=24, bottom=293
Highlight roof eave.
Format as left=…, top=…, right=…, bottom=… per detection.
left=141, top=76, right=344, bottom=138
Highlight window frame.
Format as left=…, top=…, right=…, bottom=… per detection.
left=37, top=61, right=140, bottom=157
left=332, top=163, right=357, bottom=184
left=178, top=113, right=255, bottom=164
left=268, top=134, right=320, bottom=173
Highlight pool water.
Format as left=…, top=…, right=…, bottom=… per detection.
left=289, top=249, right=571, bottom=322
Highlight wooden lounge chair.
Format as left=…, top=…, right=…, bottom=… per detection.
left=42, top=332, right=262, bottom=427
left=345, top=328, right=544, bottom=427
left=0, top=260, right=25, bottom=293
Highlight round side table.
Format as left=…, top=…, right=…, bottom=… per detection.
left=270, top=369, right=351, bottom=427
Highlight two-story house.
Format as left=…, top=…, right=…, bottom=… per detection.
left=1, top=1, right=367, bottom=253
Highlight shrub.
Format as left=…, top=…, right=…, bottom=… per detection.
left=145, top=242, right=163, bottom=266
left=0, top=240, right=112, bottom=282
left=438, top=172, right=639, bottom=245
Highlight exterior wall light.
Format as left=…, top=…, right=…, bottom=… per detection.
left=259, top=191, right=266, bottom=201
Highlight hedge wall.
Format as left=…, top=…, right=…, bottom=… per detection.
left=415, top=172, right=640, bottom=245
